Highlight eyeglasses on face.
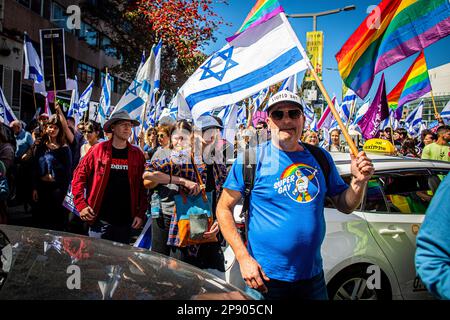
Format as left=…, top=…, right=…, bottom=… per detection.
left=158, top=133, right=167, bottom=139
left=269, top=109, right=303, bottom=121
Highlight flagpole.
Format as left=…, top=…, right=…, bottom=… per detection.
left=246, top=98, right=253, bottom=128
left=50, top=30, right=57, bottom=110
left=31, top=85, right=38, bottom=111
left=308, top=67, right=359, bottom=156
left=388, top=112, right=395, bottom=147
left=430, top=90, right=439, bottom=119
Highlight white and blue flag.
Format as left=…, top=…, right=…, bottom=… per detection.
left=441, top=100, right=450, bottom=124
left=251, top=88, right=269, bottom=114
left=303, top=101, right=314, bottom=125
left=236, top=104, right=246, bottom=126
left=176, top=13, right=309, bottom=121
left=98, top=73, right=112, bottom=125
left=114, top=46, right=156, bottom=120
left=153, top=40, right=162, bottom=92
left=348, top=99, right=370, bottom=134
left=134, top=218, right=152, bottom=249
left=340, top=89, right=357, bottom=123
left=279, top=74, right=297, bottom=93
left=67, top=76, right=80, bottom=123
left=23, top=32, right=46, bottom=95
left=405, top=101, right=423, bottom=137
left=78, top=80, right=94, bottom=113
left=0, top=86, right=18, bottom=125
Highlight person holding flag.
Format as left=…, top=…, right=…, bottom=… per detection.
left=217, top=91, right=374, bottom=300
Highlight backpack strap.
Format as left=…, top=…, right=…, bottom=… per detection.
left=303, top=143, right=331, bottom=189
left=241, top=143, right=256, bottom=244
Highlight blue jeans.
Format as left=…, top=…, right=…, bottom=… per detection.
left=89, top=220, right=131, bottom=244
left=261, top=271, right=329, bottom=300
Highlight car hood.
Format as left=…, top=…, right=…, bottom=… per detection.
left=0, top=225, right=249, bottom=300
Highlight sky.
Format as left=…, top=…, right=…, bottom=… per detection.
left=203, top=0, right=450, bottom=105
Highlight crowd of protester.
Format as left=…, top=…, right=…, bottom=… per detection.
left=0, top=102, right=449, bottom=276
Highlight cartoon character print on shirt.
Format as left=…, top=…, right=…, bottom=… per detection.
left=274, top=163, right=320, bottom=203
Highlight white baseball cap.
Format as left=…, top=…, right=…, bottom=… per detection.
left=265, top=90, right=303, bottom=111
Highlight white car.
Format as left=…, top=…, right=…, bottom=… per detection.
left=211, top=153, right=450, bottom=300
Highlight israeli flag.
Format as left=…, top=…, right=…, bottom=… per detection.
left=441, top=100, right=450, bottom=123
left=349, top=99, right=370, bottom=134
left=222, top=104, right=239, bottom=145
left=279, top=74, right=297, bottom=93
left=155, top=90, right=166, bottom=121
left=303, top=102, right=314, bottom=124
left=340, top=89, right=357, bottom=123
left=251, top=88, right=269, bottom=114
left=167, top=94, right=178, bottom=120
left=0, top=86, right=18, bottom=125
left=67, top=76, right=79, bottom=120
left=98, top=73, right=111, bottom=125
left=23, top=32, right=46, bottom=95
left=153, top=40, right=162, bottom=92
left=114, top=46, right=156, bottom=120
left=134, top=217, right=152, bottom=249
left=137, top=50, right=146, bottom=74
left=78, top=80, right=94, bottom=113
left=405, top=101, right=423, bottom=137
left=309, top=114, right=318, bottom=132
left=176, top=13, right=309, bottom=121
left=236, top=104, right=246, bottom=125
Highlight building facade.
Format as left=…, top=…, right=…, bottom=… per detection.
left=0, top=0, right=129, bottom=122
left=404, top=62, right=450, bottom=125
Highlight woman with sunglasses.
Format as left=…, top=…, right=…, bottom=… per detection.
left=143, top=119, right=226, bottom=272
left=80, top=121, right=104, bottom=159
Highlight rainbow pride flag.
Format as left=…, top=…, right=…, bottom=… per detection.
left=336, top=0, right=450, bottom=99
left=227, top=0, right=284, bottom=42
left=387, top=51, right=431, bottom=110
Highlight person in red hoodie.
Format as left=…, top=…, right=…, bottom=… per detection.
left=72, top=110, right=146, bottom=244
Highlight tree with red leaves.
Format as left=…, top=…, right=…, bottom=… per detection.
left=83, top=0, right=228, bottom=94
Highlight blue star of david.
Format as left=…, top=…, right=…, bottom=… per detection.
left=126, top=80, right=142, bottom=96
left=200, top=46, right=238, bottom=82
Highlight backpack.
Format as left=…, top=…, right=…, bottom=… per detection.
left=240, top=142, right=331, bottom=243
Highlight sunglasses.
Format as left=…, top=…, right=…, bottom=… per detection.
left=158, top=134, right=167, bottom=139
left=269, top=109, right=303, bottom=121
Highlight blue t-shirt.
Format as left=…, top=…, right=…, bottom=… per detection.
left=224, top=141, right=348, bottom=282
left=15, top=129, right=33, bottom=159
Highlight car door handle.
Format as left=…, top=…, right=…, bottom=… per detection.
left=379, top=228, right=406, bottom=235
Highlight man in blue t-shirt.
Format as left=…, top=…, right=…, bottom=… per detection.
left=217, top=90, right=374, bottom=300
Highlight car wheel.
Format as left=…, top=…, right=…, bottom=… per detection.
left=327, top=265, right=391, bottom=300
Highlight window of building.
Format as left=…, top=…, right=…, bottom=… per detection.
left=79, top=22, right=98, bottom=47
left=17, top=0, right=31, bottom=8
left=100, top=36, right=118, bottom=58
left=12, top=70, right=22, bottom=107
left=77, top=63, right=96, bottom=84
left=30, top=0, right=42, bottom=15
left=0, top=65, right=3, bottom=88
left=51, top=2, right=66, bottom=29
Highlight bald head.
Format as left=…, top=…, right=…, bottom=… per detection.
left=10, top=120, right=22, bottom=134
